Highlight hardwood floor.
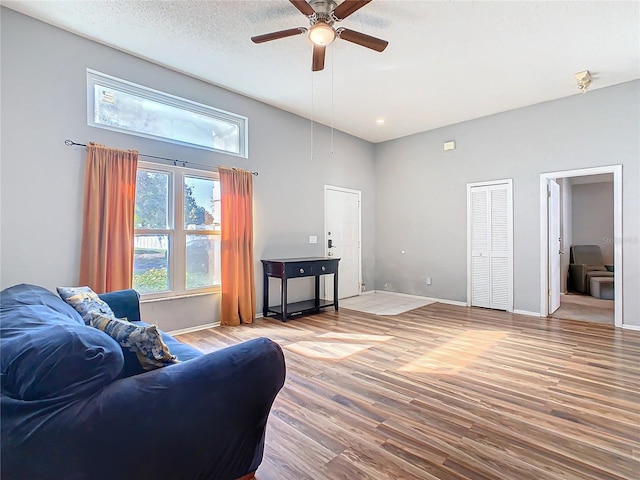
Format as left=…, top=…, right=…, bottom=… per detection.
left=177, top=303, right=640, bottom=480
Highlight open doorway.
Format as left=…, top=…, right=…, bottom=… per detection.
left=540, top=166, right=622, bottom=328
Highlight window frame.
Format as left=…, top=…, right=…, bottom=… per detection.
left=134, top=161, right=221, bottom=300
left=87, top=69, right=248, bottom=158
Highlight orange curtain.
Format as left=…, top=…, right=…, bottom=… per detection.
left=219, top=167, right=255, bottom=325
left=79, top=143, right=138, bottom=293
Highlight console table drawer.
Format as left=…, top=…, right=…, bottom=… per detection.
left=285, top=262, right=316, bottom=278
left=315, top=260, right=337, bottom=275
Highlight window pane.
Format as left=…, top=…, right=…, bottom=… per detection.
left=135, top=170, right=170, bottom=229
left=186, top=234, right=220, bottom=289
left=184, top=177, right=220, bottom=230
left=93, top=84, right=240, bottom=154
left=133, top=234, right=170, bottom=294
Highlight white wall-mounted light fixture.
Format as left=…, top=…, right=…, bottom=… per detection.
left=309, top=22, right=336, bottom=46
left=575, top=70, right=592, bottom=94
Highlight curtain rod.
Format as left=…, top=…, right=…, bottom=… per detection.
left=64, top=139, right=258, bottom=176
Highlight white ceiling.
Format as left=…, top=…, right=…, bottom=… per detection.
left=5, top=1, right=639, bottom=143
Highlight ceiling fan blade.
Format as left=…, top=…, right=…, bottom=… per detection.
left=251, top=27, right=307, bottom=44
left=338, top=28, right=388, bottom=52
left=290, top=0, right=316, bottom=16
left=312, top=45, right=326, bottom=71
left=332, top=0, right=373, bottom=21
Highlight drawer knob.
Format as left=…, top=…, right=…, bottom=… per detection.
left=299, top=268, right=305, bottom=274
left=322, top=266, right=326, bottom=271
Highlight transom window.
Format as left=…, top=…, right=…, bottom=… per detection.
left=87, top=69, right=248, bottom=157
left=133, top=162, right=221, bottom=298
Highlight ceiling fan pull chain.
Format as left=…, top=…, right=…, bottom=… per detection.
left=331, top=48, right=334, bottom=156
left=311, top=70, right=314, bottom=161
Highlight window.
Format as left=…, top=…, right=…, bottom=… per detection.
left=87, top=69, right=248, bottom=158
left=133, top=162, right=221, bottom=298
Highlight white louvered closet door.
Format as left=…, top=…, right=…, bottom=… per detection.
left=469, top=182, right=513, bottom=311
left=470, top=188, right=490, bottom=308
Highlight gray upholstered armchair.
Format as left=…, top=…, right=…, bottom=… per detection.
left=568, top=245, right=613, bottom=294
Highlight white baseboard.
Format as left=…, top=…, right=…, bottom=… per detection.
left=622, top=324, right=640, bottom=331
left=431, top=298, right=468, bottom=307
left=167, top=322, right=218, bottom=336
left=367, top=290, right=467, bottom=307
left=170, top=312, right=266, bottom=335
left=513, top=309, right=542, bottom=317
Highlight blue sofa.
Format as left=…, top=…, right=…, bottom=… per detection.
left=1, top=284, right=286, bottom=480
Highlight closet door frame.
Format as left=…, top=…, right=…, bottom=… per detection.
left=467, top=179, right=514, bottom=312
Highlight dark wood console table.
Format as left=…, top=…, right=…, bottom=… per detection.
left=261, top=257, right=340, bottom=322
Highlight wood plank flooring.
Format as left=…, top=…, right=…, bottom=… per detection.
left=177, top=303, right=640, bottom=480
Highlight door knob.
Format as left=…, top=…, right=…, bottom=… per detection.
left=328, top=239, right=335, bottom=249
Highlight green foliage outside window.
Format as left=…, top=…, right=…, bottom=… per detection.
left=133, top=268, right=168, bottom=294
left=133, top=267, right=213, bottom=293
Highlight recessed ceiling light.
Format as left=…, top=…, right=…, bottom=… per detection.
left=376, top=118, right=385, bottom=126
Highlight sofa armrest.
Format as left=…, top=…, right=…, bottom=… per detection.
left=95, top=337, right=285, bottom=479
left=98, top=289, right=141, bottom=321
left=2, top=337, right=286, bottom=480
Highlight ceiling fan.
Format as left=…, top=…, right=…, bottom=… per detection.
left=251, top=0, right=389, bottom=72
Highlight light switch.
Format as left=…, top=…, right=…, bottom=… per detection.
left=309, top=235, right=318, bottom=244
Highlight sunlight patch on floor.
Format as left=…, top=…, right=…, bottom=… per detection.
left=284, top=332, right=394, bottom=360
left=317, top=332, right=394, bottom=342
left=285, top=341, right=374, bottom=360
left=399, top=330, right=508, bottom=374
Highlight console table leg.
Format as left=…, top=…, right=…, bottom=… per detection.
left=281, top=276, right=288, bottom=322
left=333, top=271, right=339, bottom=311
left=263, top=273, right=269, bottom=318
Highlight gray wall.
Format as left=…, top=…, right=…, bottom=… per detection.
left=2, top=8, right=639, bottom=329
left=375, top=80, right=639, bottom=325
left=0, top=9, right=376, bottom=330
left=572, top=182, right=614, bottom=264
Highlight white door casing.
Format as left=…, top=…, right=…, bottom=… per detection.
left=324, top=186, right=361, bottom=300
left=539, top=165, right=622, bottom=328
left=548, top=179, right=561, bottom=314
left=467, top=180, right=513, bottom=312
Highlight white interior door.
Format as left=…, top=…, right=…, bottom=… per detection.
left=468, top=181, right=513, bottom=312
left=324, top=186, right=361, bottom=300
left=548, top=179, right=561, bottom=314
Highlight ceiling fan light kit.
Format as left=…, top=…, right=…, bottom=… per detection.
left=309, top=22, right=336, bottom=46
left=251, top=0, right=388, bottom=71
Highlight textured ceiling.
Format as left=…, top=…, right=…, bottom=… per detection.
left=4, top=1, right=640, bottom=143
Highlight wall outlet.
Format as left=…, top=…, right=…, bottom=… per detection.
left=426, top=277, right=432, bottom=285
left=309, top=235, right=317, bottom=244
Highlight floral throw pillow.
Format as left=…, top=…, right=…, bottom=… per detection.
left=56, top=286, right=115, bottom=323
left=85, top=311, right=178, bottom=370
left=57, top=286, right=178, bottom=370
